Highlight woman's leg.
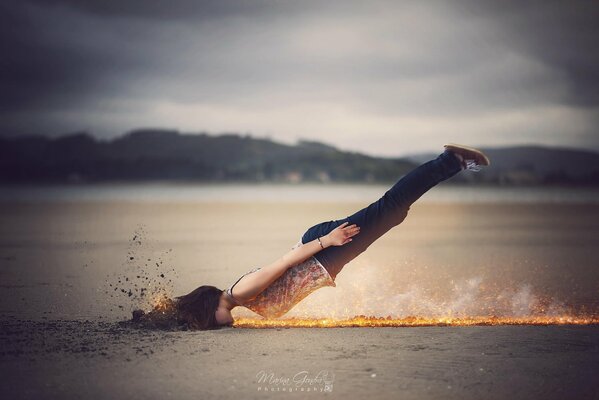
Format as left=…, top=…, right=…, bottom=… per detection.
left=301, top=149, right=463, bottom=280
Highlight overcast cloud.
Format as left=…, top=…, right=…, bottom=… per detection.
left=1, top=0, right=598, bottom=156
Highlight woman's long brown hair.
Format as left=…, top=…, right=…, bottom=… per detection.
left=175, top=285, right=223, bottom=330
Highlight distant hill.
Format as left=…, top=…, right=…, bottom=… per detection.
left=1, top=131, right=598, bottom=185
left=0, top=130, right=415, bottom=184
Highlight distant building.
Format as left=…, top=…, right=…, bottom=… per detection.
left=316, top=171, right=331, bottom=183
left=284, top=171, right=303, bottom=183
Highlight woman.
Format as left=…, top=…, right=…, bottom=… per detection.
left=174, top=143, right=491, bottom=330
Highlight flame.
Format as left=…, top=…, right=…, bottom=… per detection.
left=233, top=315, right=599, bottom=328
left=231, top=274, right=598, bottom=328
left=151, top=294, right=175, bottom=313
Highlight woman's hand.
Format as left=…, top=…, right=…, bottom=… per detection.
left=325, top=222, right=360, bottom=246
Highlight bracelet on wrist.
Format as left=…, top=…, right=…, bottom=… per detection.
left=317, top=236, right=325, bottom=249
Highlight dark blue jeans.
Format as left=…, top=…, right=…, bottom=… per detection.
left=301, top=149, right=463, bottom=280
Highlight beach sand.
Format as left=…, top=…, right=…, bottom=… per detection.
left=1, top=200, right=598, bottom=398
left=1, top=319, right=598, bottom=399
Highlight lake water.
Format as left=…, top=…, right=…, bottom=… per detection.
left=1, top=183, right=598, bottom=203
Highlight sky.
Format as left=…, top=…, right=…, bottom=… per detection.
left=1, top=0, right=598, bottom=156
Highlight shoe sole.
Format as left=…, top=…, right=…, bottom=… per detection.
left=443, top=143, right=491, bottom=166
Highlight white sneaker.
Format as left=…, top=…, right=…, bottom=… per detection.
left=443, top=143, right=491, bottom=172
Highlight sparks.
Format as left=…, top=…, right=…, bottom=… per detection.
left=151, top=294, right=175, bottom=313
left=233, top=315, right=599, bottom=328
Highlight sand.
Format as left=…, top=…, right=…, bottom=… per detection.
left=1, top=199, right=598, bottom=398
left=1, top=319, right=598, bottom=399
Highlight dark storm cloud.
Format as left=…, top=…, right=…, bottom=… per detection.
left=0, top=0, right=308, bottom=115
left=29, top=0, right=280, bottom=21
left=0, top=0, right=598, bottom=152
left=15, top=0, right=598, bottom=109
left=454, top=0, right=599, bottom=107
left=0, top=0, right=166, bottom=112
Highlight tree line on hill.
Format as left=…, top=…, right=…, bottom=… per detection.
left=1, top=129, right=598, bottom=185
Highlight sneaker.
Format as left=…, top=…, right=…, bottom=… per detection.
left=443, top=143, right=491, bottom=172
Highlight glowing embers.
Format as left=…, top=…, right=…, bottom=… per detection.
left=233, top=315, right=599, bottom=328
left=151, top=294, right=176, bottom=313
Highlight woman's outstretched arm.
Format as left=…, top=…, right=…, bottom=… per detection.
left=230, top=222, right=360, bottom=303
